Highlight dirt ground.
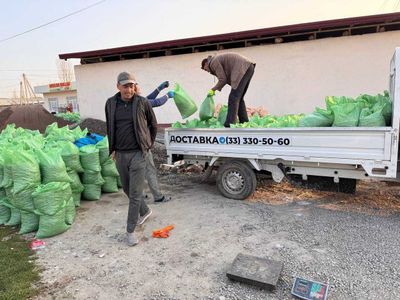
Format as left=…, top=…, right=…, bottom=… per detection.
left=32, top=143, right=400, bottom=300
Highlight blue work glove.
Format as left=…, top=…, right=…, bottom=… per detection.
left=167, top=91, right=174, bottom=98
left=207, top=89, right=215, bottom=96
left=158, top=81, right=169, bottom=90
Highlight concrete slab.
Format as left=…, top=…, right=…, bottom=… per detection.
left=226, top=253, right=283, bottom=290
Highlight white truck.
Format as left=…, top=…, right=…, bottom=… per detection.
left=164, top=48, right=400, bottom=200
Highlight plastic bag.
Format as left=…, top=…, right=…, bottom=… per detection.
left=199, top=95, right=215, bottom=121
left=81, top=171, right=105, bottom=185
left=82, top=184, right=102, bottom=200
left=101, top=158, right=119, bottom=177
left=58, top=141, right=84, bottom=173
left=67, top=170, right=85, bottom=193
left=65, top=197, right=76, bottom=225
left=32, top=182, right=72, bottom=216
left=36, top=210, right=70, bottom=239
left=299, top=107, right=333, bottom=127
left=79, top=145, right=101, bottom=172
left=332, top=102, right=361, bottom=127
left=102, top=176, right=119, bottom=193
left=217, top=105, right=228, bottom=125
left=96, top=137, right=110, bottom=164
left=3, top=149, right=40, bottom=194
left=19, top=211, right=39, bottom=234
left=359, top=106, right=386, bottom=127
left=173, top=83, right=198, bottom=119
left=72, top=192, right=81, bottom=207
left=36, top=149, right=71, bottom=184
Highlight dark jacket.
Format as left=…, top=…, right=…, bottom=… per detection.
left=105, top=92, right=158, bottom=155
left=208, top=53, right=254, bottom=91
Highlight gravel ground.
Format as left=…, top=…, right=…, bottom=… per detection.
left=33, top=166, right=400, bottom=299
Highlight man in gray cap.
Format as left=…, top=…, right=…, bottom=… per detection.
left=105, top=71, right=158, bottom=246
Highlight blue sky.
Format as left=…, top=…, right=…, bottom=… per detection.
left=0, top=0, right=399, bottom=97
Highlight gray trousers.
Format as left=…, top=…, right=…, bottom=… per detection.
left=224, top=63, right=255, bottom=127
left=115, top=150, right=150, bottom=233
left=145, top=151, right=163, bottom=201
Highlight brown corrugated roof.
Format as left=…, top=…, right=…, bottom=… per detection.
left=59, top=12, right=400, bottom=61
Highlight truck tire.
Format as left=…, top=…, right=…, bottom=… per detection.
left=217, top=161, right=257, bottom=200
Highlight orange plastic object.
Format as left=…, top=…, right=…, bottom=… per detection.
left=152, top=225, right=174, bottom=238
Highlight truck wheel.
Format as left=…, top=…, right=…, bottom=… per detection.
left=217, top=161, right=257, bottom=200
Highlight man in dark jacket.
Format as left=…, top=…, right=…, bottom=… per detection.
left=105, top=71, right=158, bottom=246
left=201, top=52, right=256, bottom=127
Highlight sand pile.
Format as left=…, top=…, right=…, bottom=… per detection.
left=0, top=104, right=71, bottom=133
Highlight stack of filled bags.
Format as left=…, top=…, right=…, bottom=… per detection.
left=79, top=145, right=104, bottom=200
left=96, top=137, right=120, bottom=193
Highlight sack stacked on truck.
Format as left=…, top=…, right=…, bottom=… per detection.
left=79, top=144, right=103, bottom=200
left=96, top=137, right=120, bottom=193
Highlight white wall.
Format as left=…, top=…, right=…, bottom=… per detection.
left=75, top=31, right=400, bottom=124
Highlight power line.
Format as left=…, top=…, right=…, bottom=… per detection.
left=0, top=0, right=107, bottom=44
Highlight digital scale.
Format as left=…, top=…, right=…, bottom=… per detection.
left=291, top=277, right=329, bottom=300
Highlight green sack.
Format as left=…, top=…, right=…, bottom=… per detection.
left=332, top=102, right=361, bottom=127
left=9, top=187, right=36, bottom=213
left=67, top=170, right=84, bottom=193
left=172, top=121, right=184, bottom=128
left=3, top=150, right=40, bottom=194
left=82, top=184, right=102, bottom=200
left=36, top=149, right=71, bottom=184
left=173, top=83, right=198, bottom=119
left=59, top=141, right=84, bottom=173
left=0, top=194, right=11, bottom=224
left=102, top=176, right=119, bottom=193
left=80, top=145, right=101, bottom=172
left=0, top=164, right=13, bottom=189
left=299, top=107, right=333, bottom=127
left=65, top=197, right=76, bottom=225
left=5, top=207, right=21, bottom=226
left=117, top=176, right=123, bottom=188
left=359, top=107, right=386, bottom=127
left=36, top=210, right=70, bottom=239
left=96, top=137, right=110, bottom=164
left=199, top=95, right=215, bottom=121
left=218, top=105, right=228, bottom=125
left=19, top=211, right=39, bottom=234
left=32, top=182, right=72, bottom=216
left=72, top=192, right=81, bottom=207
left=101, top=158, right=119, bottom=177
left=81, top=171, right=105, bottom=185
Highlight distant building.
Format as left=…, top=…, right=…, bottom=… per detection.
left=34, top=81, right=78, bottom=113
left=60, top=12, right=400, bottom=124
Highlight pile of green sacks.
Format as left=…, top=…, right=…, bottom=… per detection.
left=172, top=91, right=392, bottom=128
left=0, top=122, right=121, bottom=238
left=55, top=112, right=81, bottom=123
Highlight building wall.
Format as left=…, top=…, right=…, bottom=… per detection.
left=42, top=90, right=78, bottom=112
left=75, top=31, right=400, bottom=123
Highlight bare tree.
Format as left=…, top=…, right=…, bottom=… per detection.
left=56, top=59, right=75, bottom=82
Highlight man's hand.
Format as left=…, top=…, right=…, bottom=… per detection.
left=207, top=89, right=215, bottom=96
left=158, top=81, right=169, bottom=90
left=111, top=151, right=116, bottom=161
left=167, top=91, right=174, bottom=98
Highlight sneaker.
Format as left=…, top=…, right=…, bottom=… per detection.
left=127, top=232, right=139, bottom=247
left=138, top=208, right=152, bottom=225
left=155, top=195, right=171, bottom=203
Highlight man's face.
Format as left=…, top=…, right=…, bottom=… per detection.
left=117, top=83, right=136, bottom=100
left=202, top=62, right=210, bottom=73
